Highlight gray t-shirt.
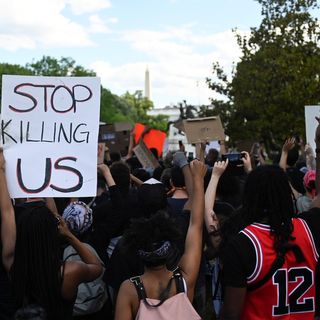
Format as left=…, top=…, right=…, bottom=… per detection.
left=296, top=195, right=312, bottom=213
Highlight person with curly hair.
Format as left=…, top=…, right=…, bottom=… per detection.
left=115, top=160, right=206, bottom=320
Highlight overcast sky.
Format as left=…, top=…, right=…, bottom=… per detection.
left=0, top=0, right=264, bottom=107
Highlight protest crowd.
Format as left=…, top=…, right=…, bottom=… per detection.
left=1, top=113, right=320, bottom=320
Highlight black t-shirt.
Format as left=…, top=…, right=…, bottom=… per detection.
left=0, top=256, right=15, bottom=320
left=286, top=167, right=305, bottom=195
left=167, top=198, right=188, bottom=217
left=89, top=186, right=140, bottom=264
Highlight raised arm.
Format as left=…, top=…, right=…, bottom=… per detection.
left=98, top=163, right=115, bottom=187
left=104, top=146, right=111, bottom=163
left=179, top=160, right=206, bottom=300
left=204, top=160, right=228, bottom=235
left=279, top=138, right=295, bottom=170
left=173, top=151, right=193, bottom=210
left=58, top=218, right=102, bottom=285
left=130, top=173, right=144, bottom=187
left=125, top=131, right=135, bottom=160
left=195, top=141, right=206, bottom=163
left=96, top=163, right=123, bottom=215
left=0, top=150, right=16, bottom=273
left=240, top=151, right=252, bottom=174
left=45, top=198, right=59, bottom=216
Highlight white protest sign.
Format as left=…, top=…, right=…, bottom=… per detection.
left=305, top=105, right=320, bottom=151
left=1, top=75, right=101, bottom=198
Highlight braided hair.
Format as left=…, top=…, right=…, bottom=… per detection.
left=241, top=165, right=303, bottom=261
left=11, top=205, right=64, bottom=320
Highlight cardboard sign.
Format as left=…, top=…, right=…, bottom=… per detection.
left=114, top=122, right=133, bottom=132
left=183, top=116, right=225, bottom=144
left=98, top=124, right=116, bottom=143
left=1, top=75, right=101, bottom=198
left=99, top=122, right=133, bottom=156
left=133, top=140, right=160, bottom=169
left=305, top=105, right=320, bottom=151
left=236, top=139, right=257, bottom=153
left=173, top=119, right=185, bottom=132
left=134, top=123, right=167, bottom=157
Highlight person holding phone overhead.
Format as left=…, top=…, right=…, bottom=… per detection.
left=220, top=120, right=320, bottom=320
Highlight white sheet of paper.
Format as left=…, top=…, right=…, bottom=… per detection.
left=305, top=105, right=320, bottom=152
left=1, top=75, right=101, bottom=198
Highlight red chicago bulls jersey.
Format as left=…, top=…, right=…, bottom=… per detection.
left=240, top=218, right=319, bottom=320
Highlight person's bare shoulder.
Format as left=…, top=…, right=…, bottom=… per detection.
left=116, top=278, right=140, bottom=319
left=120, top=279, right=138, bottom=299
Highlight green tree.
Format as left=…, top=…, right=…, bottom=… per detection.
left=207, top=0, right=320, bottom=151
left=147, top=114, right=170, bottom=132
left=27, top=56, right=96, bottom=76
left=0, top=63, right=33, bottom=102
left=100, top=88, right=130, bottom=123
left=121, top=90, right=169, bottom=131
left=121, top=90, right=153, bottom=123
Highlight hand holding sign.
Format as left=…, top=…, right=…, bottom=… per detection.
left=0, top=149, right=5, bottom=171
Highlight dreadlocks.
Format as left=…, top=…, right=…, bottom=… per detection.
left=241, top=165, right=297, bottom=257
left=11, top=205, right=64, bottom=320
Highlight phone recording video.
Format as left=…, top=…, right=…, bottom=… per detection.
left=221, top=153, right=245, bottom=176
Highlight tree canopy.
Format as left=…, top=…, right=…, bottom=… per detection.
left=207, top=0, right=320, bottom=151
left=0, top=56, right=168, bottom=131
left=26, top=56, right=96, bottom=77
left=0, top=63, right=33, bottom=102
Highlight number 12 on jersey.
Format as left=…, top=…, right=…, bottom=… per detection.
left=272, top=267, right=314, bottom=316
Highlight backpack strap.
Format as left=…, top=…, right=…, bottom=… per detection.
left=63, top=253, right=78, bottom=262
left=130, top=273, right=175, bottom=308
left=130, top=276, right=146, bottom=301
left=172, top=267, right=185, bottom=293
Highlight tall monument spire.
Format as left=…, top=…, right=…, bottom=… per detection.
left=144, top=66, right=151, bottom=100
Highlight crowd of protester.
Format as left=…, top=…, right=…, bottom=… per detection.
left=0, top=120, right=320, bottom=320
